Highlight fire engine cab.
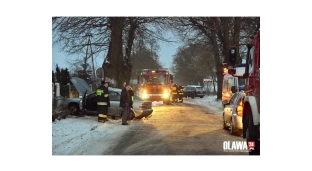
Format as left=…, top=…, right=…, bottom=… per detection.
left=222, top=63, right=246, bottom=109
left=228, top=28, right=260, bottom=155
left=137, top=69, right=173, bottom=105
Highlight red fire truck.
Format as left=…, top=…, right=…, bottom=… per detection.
left=222, top=64, right=246, bottom=109
left=229, top=29, right=260, bottom=155
left=137, top=69, right=173, bottom=105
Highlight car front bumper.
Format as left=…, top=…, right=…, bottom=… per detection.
left=142, top=95, right=169, bottom=102
left=133, top=108, right=153, bottom=118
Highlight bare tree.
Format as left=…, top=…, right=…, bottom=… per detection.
left=131, top=42, right=163, bottom=79
left=53, top=17, right=172, bottom=89
left=53, top=17, right=259, bottom=94
left=53, top=17, right=110, bottom=55
left=103, top=17, right=125, bottom=88
left=167, top=17, right=259, bottom=100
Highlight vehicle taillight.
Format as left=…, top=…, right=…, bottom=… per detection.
left=236, top=100, right=243, bottom=116
left=139, top=105, right=146, bottom=109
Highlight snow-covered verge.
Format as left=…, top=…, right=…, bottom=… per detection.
left=52, top=115, right=130, bottom=155
left=204, top=95, right=223, bottom=111
left=184, top=95, right=223, bottom=112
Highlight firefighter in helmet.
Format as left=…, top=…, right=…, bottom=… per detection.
left=178, top=83, right=184, bottom=91
left=178, top=83, right=184, bottom=102
left=96, top=80, right=110, bottom=123
left=171, top=82, right=178, bottom=103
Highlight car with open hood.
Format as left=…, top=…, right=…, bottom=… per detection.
left=69, top=77, right=153, bottom=120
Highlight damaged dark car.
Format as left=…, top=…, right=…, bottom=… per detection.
left=70, top=77, right=153, bottom=120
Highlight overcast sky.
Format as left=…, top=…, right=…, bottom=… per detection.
left=52, top=30, right=183, bottom=72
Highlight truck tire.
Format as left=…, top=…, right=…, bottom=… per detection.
left=165, top=94, right=172, bottom=105
left=246, top=109, right=260, bottom=155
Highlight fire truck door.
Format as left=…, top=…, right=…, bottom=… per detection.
left=234, top=77, right=239, bottom=92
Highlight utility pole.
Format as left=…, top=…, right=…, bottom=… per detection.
left=85, top=33, right=96, bottom=83
left=83, top=38, right=89, bottom=80
left=88, top=35, right=96, bottom=81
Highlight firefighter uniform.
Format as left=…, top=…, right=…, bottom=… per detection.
left=178, top=84, right=184, bottom=102
left=96, top=81, right=110, bottom=123
left=171, top=83, right=178, bottom=102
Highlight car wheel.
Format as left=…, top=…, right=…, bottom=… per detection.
left=191, top=93, right=195, bottom=99
left=230, top=118, right=236, bottom=135
left=128, top=110, right=135, bottom=120
left=246, top=109, right=260, bottom=155
left=223, top=113, right=227, bottom=130
left=68, top=103, right=79, bottom=115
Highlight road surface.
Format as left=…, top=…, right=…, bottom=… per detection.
left=104, top=99, right=247, bottom=155
left=52, top=96, right=248, bottom=155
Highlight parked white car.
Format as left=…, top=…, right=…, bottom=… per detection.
left=222, top=91, right=245, bottom=135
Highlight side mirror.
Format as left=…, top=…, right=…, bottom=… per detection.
left=231, top=86, right=237, bottom=93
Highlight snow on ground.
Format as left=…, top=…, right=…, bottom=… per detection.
left=52, top=115, right=130, bottom=155
left=203, top=95, right=223, bottom=111
left=150, top=95, right=223, bottom=112
left=52, top=95, right=223, bottom=155
left=182, top=95, right=223, bottom=113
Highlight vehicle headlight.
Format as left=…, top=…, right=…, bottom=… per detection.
left=163, top=93, right=169, bottom=98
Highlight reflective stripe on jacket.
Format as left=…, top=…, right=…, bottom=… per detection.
left=96, top=89, right=104, bottom=96
left=97, top=102, right=108, bottom=105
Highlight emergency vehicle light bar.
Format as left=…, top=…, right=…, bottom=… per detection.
left=141, top=68, right=169, bottom=74
left=142, top=69, right=151, bottom=72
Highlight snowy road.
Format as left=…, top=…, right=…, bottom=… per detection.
left=52, top=95, right=247, bottom=155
